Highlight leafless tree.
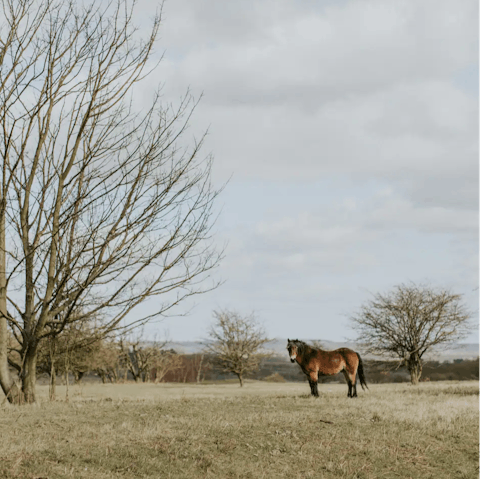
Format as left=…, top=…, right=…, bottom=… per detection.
left=120, top=337, right=156, bottom=382
left=206, top=310, right=271, bottom=387
left=151, top=349, right=182, bottom=383
left=350, top=283, right=472, bottom=384
left=91, top=340, right=121, bottom=384
left=119, top=336, right=180, bottom=383
left=0, top=0, right=222, bottom=403
left=34, top=321, right=100, bottom=399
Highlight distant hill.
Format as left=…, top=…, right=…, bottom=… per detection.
left=163, top=338, right=479, bottom=362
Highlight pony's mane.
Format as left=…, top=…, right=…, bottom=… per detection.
left=289, top=339, right=317, bottom=355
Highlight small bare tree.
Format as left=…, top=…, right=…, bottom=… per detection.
left=119, top=336, right=180, bottom=383
left=206, top=310, right=270, bottom=387
left=350, top=283, right=472, bottom=384
left=0, top=0, right=222, bottom=403
left=120, top=338, right=160, bottom=383
left=151, top=349, right=182, bottom=383
left=91, top=341, right=121, bottom=384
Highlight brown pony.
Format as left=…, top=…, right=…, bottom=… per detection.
left=287, top=339, right=368, bottom=398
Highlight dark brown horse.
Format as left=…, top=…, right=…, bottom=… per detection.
left=287, top=339, right=368, bottom=398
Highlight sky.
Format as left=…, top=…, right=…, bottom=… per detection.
left=131, top=0, right=479, bottom=343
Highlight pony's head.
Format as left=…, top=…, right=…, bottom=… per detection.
left=286, top=339, right=299, bottom=363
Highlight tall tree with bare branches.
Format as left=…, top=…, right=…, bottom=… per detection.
left=0, top=0, right=222, bottom=403
left=206, top=310, right=271, bottom=387
left=350, top=283, right=472, bottom=384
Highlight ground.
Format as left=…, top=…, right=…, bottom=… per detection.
left=0, top=380, right=478, bottom=478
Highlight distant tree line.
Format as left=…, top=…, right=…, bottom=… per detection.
left=17, top=332, right=477, bottom=390
left=349, top=358, right=479, bottom=384
left=247, top=356, right=479, bottom=384
left=23, top=334, right=210, bottom=391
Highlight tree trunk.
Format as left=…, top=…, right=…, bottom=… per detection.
left=49, top=363, right=56, bottom=401
left=196, top=354, right=204, bottom=384
left=74, top=371, right=84, bottom=384
left=237, top=373, right=243, bottom=387
left=21, top=346, right=38, bottom=403
left=407, top=354, right=423, bottom=385
left=65, top=371, right=69, bottom=402
left=111, top=369, right=118, bottom=383
left=64, top=353, right=70, bottom=402
left=0, top=204, right=22, bottom=404
left=98, top=370, right=107, bottom=384
left=49, top=338, right=57, bottom=401
left=0, top=316, right=23, bottom=404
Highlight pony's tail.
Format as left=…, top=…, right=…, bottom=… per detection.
left=356, top=353, right=369, bottom=391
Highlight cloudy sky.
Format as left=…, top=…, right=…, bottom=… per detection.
left=134, top=0, right=478, bottom=343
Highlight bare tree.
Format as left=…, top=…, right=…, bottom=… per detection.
left=206, top=310, right=271, bottom=387
left=350, top=283, right=472, bottom=384
left=35, top=321, right=99, bottom=398
left=0, top=0, right=222, bottom=403
left=119, top=336, right=180, bottom=383
left=151, top=349, right=182, bottom=383
left=10, top=311, right=100, bottom=399
left=120, top=337, right=159, bottom=383
left=91, top=340, right=121, bottom=384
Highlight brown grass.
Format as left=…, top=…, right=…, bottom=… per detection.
left=0, top=380, right=478, bottom=478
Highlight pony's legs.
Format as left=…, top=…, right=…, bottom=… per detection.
left=309, top=372, right=319, bottom=397
left=342, top=370, right=356, bottom=398
left=308, top=380, right=318, bottom=397
left=349, top=369, right=358, bottom=398
left=352, top=381, right=358, bottom=397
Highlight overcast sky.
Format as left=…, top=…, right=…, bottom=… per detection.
left=133, top=0, right=479, bottom=343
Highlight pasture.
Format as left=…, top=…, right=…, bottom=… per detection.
left=0, top=380, right=478, bottom=478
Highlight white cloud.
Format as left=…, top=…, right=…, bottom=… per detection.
left=129, top=0, right=478, bottom=341
left=157, top=0, right=476, bottom=103
left=137, top=0, right=478, bottom=213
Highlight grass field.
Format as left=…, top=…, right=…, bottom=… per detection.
left=0, top=380, right=478, bottom=478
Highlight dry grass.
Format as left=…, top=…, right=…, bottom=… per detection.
left=0, top=380, right=478, bottom=478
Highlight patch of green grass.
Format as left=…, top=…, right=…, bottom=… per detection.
left=0, top=381, right=478, bottom=478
